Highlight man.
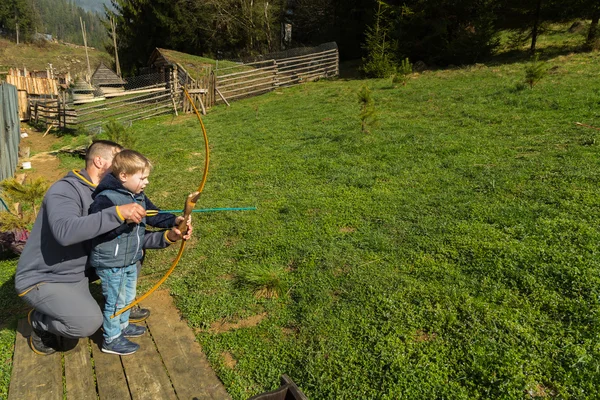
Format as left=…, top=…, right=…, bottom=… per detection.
left=15, top=140, right=190, bottom=355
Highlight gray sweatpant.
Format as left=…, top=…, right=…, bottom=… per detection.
left=20, top=279, right=103, bottom=339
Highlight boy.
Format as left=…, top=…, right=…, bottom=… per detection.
left=89, top=150, right=179, bottom=355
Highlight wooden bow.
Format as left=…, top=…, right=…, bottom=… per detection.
left=111, top=88, right=209, bottom=319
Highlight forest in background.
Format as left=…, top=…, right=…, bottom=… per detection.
left=0, top=0, right=106, bottom=48
left=0, top=0, right=599, bottom=75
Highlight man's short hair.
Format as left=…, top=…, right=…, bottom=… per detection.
left=111, top=150, right=152, bottom=176
left=85, top=140, right=123, bottom=167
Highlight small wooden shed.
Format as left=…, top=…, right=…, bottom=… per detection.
left=91, top=63, right=125, bottom=96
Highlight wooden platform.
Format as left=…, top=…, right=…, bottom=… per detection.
left=8, top=290, right=231, bottom=400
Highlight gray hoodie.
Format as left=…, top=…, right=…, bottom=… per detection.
left=15, top=169, right=171, bottom=293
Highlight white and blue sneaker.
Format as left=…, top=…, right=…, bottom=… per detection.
left=102, top=334, right=140, bottom=355
left=122, top=323, right=147, bottom=338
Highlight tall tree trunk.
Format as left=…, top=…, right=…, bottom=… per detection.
left=530, top=0, right=543, bottom=54
left=587, top=12, right=599, bottom=47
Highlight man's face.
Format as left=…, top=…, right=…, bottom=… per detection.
left=120, top=169, right=150, bottom=194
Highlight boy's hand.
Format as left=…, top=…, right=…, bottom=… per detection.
left=118, top=203, right=145, bottom=223
left=167, top=216, right=193, bottom=242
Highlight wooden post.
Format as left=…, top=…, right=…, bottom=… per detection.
left=80, top=17, right=92, bottom=81
left=111, top=17, right=121, bottom=78
left=197, top=94, right=206, bottom=115
left=16, top=23, right=19, bottom=45
left=215, top=88, right=230, bottom=107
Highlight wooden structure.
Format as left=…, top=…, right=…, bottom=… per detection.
left=5, top=68, right=70, bottom=121
left=91, top=63, right=126, bottom=97
left=29, top=96, right=77, bottom=130
left=8, top=291, right=231, bottom=400
left=148, top=42, right=339, bottom=114
left=215, top=42, right=339, bottom=104
left=76, top=88, right=176, bottom=132
left=72, top=78, right=101, bottom=105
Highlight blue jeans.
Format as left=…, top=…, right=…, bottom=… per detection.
left=96, top=263, right=137, bottom=342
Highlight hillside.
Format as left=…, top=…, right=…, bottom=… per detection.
left=72, top=0, right=113, bottom=13
left=0, top=37, right=112, bottom=76
left=2, top=25, right=600, bottom=399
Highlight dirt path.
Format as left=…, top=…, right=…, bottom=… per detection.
left=18, top=125, right=69, bottom=184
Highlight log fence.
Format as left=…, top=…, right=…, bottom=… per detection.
left=214, top=44, right=339, bottom=104
left=22, top=43, right=338, bottom=132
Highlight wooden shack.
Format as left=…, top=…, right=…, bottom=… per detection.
left=72, top=78, right=102, bottom=105
left=91, top=63, right=125, bottom=97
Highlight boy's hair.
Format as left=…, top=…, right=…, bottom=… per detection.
left=111, top=150, right=152, bottom=176
left=85, top=140, right=123, bottom=167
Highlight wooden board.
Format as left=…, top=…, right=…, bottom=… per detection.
left=120, top=323, right=177, bottom=400
left=64, top=339, right=97, bottom=400
left=8, top=319, right=63, bottom=400
left=143, top=291, right=231, bottom=400
left=90, top=329, right=131, bottom=399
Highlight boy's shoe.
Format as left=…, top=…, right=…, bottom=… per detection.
left=122, top=323, right=146, bottom=338
left=129, top=306, right=150, bottom=323
left=28, top=309, right=57, bottom=355
left=102, top=335, right=140, bottom=355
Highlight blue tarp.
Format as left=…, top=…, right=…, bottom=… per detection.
left=0, top=83, right=20, bottom=181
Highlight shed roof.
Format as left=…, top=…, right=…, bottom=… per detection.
left=91, top=63, right=125, bottom=86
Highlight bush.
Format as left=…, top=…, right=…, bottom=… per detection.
left=102, top=120, right=137, bottom=149
left=392, top=57, right=413, bottom=85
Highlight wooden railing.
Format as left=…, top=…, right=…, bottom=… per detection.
left=29, top=98, right=77, bottom=130
left=214, top=44, right=339, bottom=105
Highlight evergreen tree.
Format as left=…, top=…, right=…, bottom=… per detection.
left=361, top=0, right=397, bottom=78
left=0, top=0, right=37, bottom=42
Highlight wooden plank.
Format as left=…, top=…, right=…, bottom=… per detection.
left=64, top=338, right=97, bottom=400
left=90, top=329, right=131, bottom=399
left=216, top=63, right=275, bottom=80
left=187, top=88, right=208, bottom=94
left=143, top=291, right=231, bottom=400
left=105, top=87, right=165, bottom=98
left=120, top=323, right=177, bottom=400
left=8, top=319, right=63, bottom=400
left=215, top=88, right=230, bottom=107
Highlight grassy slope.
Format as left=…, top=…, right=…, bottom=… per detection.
left=0, top=37, right=111, bottom=76
left=2, top=27, right=600, bottom=398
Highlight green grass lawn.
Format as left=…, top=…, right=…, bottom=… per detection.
left=1, top=30, right=600, bottom=398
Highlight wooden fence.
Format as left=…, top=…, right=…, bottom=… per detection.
left=29, top=96, right=77, bottom=130
left=20, top=43, right=339, bottom=131
left=75, top=88, right=178, bottom=132
left=214, top=45, right=339, bottom=105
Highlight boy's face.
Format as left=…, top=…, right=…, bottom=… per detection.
left=119, top=169, right=149, bottom=194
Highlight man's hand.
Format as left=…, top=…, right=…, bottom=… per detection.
left=118, top=203, right=145, bottom=223
left=167, top=216, right=193, bottom=243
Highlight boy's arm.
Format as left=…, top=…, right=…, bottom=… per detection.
left=145, top=195, right=177, bottom=228
left=142, top=231, right=174, bottom=249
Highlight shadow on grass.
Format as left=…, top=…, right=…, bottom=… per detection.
left=487, top=43, right=589, bottom=66
left=0, top=253, right=27, bottom=331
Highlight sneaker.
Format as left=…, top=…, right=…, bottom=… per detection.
left=122, top=323, right=146, bottom=338
left=28, top=310, right=57, bottom=355
left=129, top=306, right=151, bottom=323
left=102, top=334, right=140, bottom=355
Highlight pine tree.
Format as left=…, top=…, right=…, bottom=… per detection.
left=358, top=85, right=376, bottom=133
left=361, top=0, right=397, bottom=78
left=524, top=54, right=546, bottom=88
